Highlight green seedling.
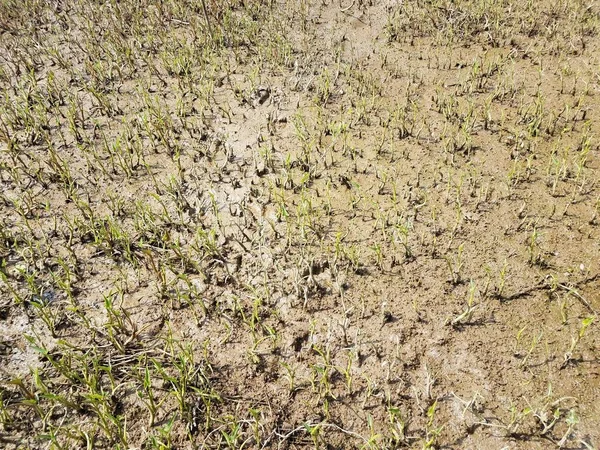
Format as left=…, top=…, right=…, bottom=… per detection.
left=520, top=330, right=543, bottom=368
left=423, top=400, right=444, bottom=450
left=445, top=243, right=465, bottom=285
left=496, top=260, right=509, bottom=298
left=303, top=422, right=322, bottom=450
left=562, top=316, right=595, bottom=368
left=451, top=279, right=478, bottom=326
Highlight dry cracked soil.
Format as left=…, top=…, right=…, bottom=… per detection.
left=0, top=0, right=599, bottom=449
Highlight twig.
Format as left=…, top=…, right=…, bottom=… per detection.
left=200, top=0, right=214, bottom=42
left=340, top=0, right=355, bottom=12
left=555, top=282, right=598, bottom=316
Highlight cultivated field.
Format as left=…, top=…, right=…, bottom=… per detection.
left=1, top=0, right=599, bottom=448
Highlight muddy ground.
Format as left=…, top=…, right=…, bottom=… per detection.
left=0, top=0, right=599, bottom=449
